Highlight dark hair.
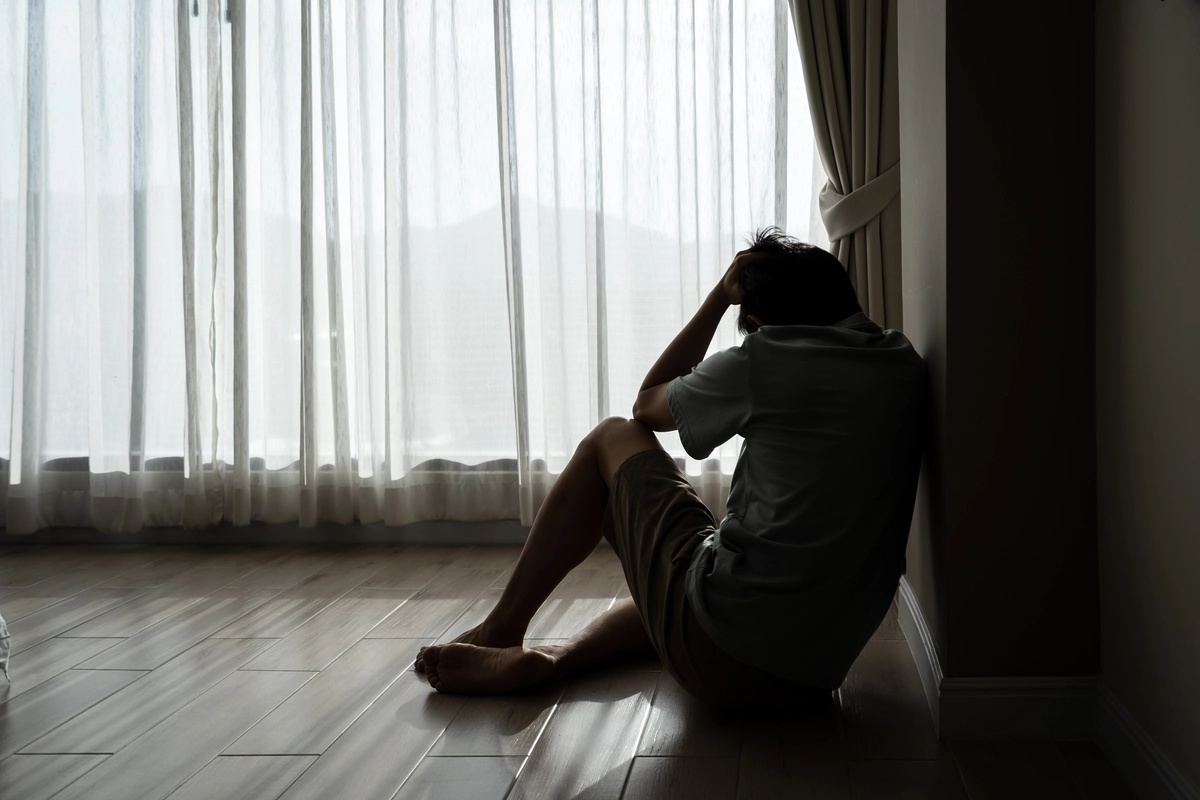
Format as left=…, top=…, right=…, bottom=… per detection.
left=737, top=227, right=862, bottom=333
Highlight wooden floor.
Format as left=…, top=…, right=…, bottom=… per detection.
left=0, top=544, right=1134, bottom=800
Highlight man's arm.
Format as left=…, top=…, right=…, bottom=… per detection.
left=631, top=255, right=748, bottom=431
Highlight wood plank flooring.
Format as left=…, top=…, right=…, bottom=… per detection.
left=0, top=543, right=1133, bottom=799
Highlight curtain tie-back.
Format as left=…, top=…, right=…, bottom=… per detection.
left=819, top=161, right=901, bottom=242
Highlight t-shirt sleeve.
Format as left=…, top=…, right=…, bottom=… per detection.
left=666, top=345, right=751, bottom=460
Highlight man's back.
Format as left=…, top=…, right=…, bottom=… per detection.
left=668, top=312, right=927, bottom=690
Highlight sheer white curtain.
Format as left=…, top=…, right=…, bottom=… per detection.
left=0, top=0, right=825, bottom=536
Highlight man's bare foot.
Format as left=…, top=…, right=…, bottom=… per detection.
left=413, top=623, right=521, bottom=673
left=422, top=643, right=558, bottom=694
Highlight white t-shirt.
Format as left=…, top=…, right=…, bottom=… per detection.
left=667, top=312, right=926, bottom=690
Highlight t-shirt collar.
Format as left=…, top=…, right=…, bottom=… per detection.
left=831, top=311, right=882, bottom=333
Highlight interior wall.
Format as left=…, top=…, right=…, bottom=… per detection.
left=899, top=0, right=1099, bottom=678
left=1095, top=0, right=1200, bottom=787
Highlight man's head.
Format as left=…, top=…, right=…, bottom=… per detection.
left=737, top=227, right=862, bottom=334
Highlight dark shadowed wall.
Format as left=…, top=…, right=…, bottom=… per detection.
left=898, top=0, right=1098, bottom=677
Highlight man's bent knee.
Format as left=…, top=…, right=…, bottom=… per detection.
left=588, top=416, right=649, bottom=450
left=586, top=416, right=663, bottom=486
left=591, top=415, right=633, bottom=437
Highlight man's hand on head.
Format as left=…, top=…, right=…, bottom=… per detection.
left=717, top=250, right=762, bottom=306
left=636, top=245, right=764, bottom=408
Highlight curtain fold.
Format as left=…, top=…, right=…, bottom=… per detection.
left=0, top=0, right=822, bottom=537
left=788, top=0, right=902, bottom=328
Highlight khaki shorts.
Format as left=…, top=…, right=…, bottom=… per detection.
left=601, top=449, right=829, bottom=711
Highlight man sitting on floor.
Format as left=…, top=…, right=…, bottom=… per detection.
left=416, top=228, right=927, bottom=710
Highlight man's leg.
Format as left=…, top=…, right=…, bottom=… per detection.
left=417, top=417, right=663, bottom=675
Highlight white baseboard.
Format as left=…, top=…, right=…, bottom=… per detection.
left=898, top=576, right=1198, bottom=797
left=7, top=520, right=533, bottom=546
left=938, top=675, right=1096, bottom=740
left=897, top=576, right=943, bottom=735
left=899, top=576, right=1093, bottom=739
left=1096, top=682, right=1199, bottom=800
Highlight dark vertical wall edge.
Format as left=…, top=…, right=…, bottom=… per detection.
left=900, top=0, right=1099, bottom=679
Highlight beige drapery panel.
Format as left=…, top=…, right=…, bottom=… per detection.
left=788, top=0, right=902, bottom=328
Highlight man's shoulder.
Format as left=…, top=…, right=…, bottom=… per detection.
left=748, top=322, right=918, bottom=358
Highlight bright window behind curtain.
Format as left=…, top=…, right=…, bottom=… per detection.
left=0, top=0, right=825, bottom=535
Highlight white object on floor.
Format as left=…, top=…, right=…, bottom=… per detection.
left=0, top=611, right=9, bottom=680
